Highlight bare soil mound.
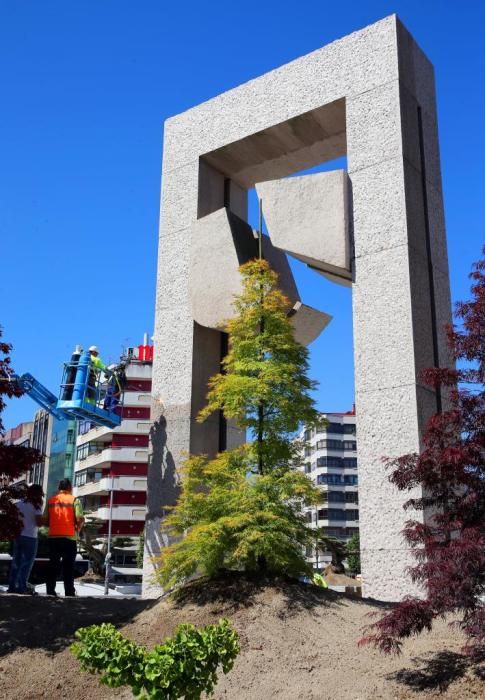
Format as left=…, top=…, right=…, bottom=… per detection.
left=0, top=573, right=483, bottom=699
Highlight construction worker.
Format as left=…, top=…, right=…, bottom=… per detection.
left=7, top=484, right=44, bottom=594
left=312, top=572, right=328, bottom=588
left=45, top=478, right=84, bottom=597
left=103, top=363, right=124, bottom=411
left=86, top=345, right=106, bottom=403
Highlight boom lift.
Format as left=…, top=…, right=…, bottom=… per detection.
left=11, top=348, right=124, bottom=429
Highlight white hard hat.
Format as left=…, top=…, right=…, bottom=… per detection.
left=89, top=345, right=99, bottom=353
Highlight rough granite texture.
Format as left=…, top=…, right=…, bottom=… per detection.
left=189, top=208, right=300, bottom=330
left=256, top=170, right=351, bottom=282
left=146, top=14, right=452, bottom=602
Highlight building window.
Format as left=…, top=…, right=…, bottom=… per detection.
left=328, top=491, right=345, bottom=503
left=346, top=527, right=359, bottom=536
left=322, top=527, right=345, bottom=537
left=321, top=509, right=345, bottom=521
left=317, top=456, right=343, bottom=468
left=78, top=420, right=94, bottom=436
left=318, top=508, right=345, bottom=521
left=326, top=422, right=344, bottom=434
left=304, top=463, right=312, bottom=474
left=343, top=423, right=356, bottom=435
left=76, top=441, right=105, bottom=461
left=318, top=439, right=343, bottom=450
left=343, top=457, right=357, bottom=469
left=346, top=510, right=359, bottom=521
left=343, top=474, right=358, bottom=485
left=304, top=446, right=312, bottom=457
left=75, top=468, right=104, bottom=487
left=317, top=473, right=342, bottom=485
left=343, top=441, right=357, bottom=451
left=304, top=429, right=312, bottom=441
left=345, top=492, right=358, bottom=504
left=67, top=429, right=75, bottom=444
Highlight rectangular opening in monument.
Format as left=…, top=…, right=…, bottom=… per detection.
left=201, top=97, right=346, bottom=189
left=197, top=96, right=354, bottom=452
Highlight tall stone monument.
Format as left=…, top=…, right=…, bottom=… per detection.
left=144, top=15, right=452, bottom=601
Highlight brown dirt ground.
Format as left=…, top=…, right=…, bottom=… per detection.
left=0, top=574, right=483, bottom=700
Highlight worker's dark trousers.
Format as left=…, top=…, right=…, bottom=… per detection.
left=47, top=538, right=77, bottom=596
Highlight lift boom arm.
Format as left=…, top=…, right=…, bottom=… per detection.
left=8, top=351, right=123, bottom=430
left=14, top=373, right=66, bottom=421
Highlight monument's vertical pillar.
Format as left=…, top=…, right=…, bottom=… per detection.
left=348, top=23, right=451, bottom=600
left=143, top=155, right=247, bottom=595
left=142, top=155, right=199, bottom=595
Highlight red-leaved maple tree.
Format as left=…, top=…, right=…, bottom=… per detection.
left=361, top=249, right=485, bottom=656
left=0, top=327, right=40, bottom=540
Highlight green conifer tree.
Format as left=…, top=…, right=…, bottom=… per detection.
left=200, top=259, right=319, bottom=475
left=158, top=259, right=323, bottom=586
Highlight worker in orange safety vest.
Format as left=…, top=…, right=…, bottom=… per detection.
left=45, top=479, right=84, bottom=597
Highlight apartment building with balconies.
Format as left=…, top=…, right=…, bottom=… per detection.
left=29, top=409, right=52, bottom=493
left=3, top=412, right=75, bottom=497
left=73, top=346, right=152, bottom=538
left=297, top=407, right=358, bottom=570
left=2, top=421, right=34, bottom=488
left=2, top=420, right=33, bottom=451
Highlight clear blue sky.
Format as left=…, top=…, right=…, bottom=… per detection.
left=1, top=0, right=484, bottom=428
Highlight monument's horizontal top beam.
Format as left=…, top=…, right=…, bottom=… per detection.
left=161, top=15, right=434, bottom=174
left=202, top=100, right=345, bottom=188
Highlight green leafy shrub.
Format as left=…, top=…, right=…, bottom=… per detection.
left=70, top=618, right=240, bottom=699
left=345, top=533, right=361, bottom=575
left=158, top=447, right=319, bottom=587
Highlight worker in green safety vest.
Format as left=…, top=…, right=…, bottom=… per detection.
left=86, top=345, right=106, bottom=403
left=312, top=572, right=328, bottom=588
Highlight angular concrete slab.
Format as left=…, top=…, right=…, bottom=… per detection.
left=289, top=302, right=332, bottom=346
left=256, top=170, right=351, bottom=284
left=189, top=208, right=300, bottom=331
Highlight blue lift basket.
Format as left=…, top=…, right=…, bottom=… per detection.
left=14, top=350, right=123, bottom=429
left=57, top=350, right=123, bottom=428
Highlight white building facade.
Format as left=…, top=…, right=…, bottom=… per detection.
left=73, top=347, right=152, bottom=539
left=298, top=408, right=358, bottom=570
